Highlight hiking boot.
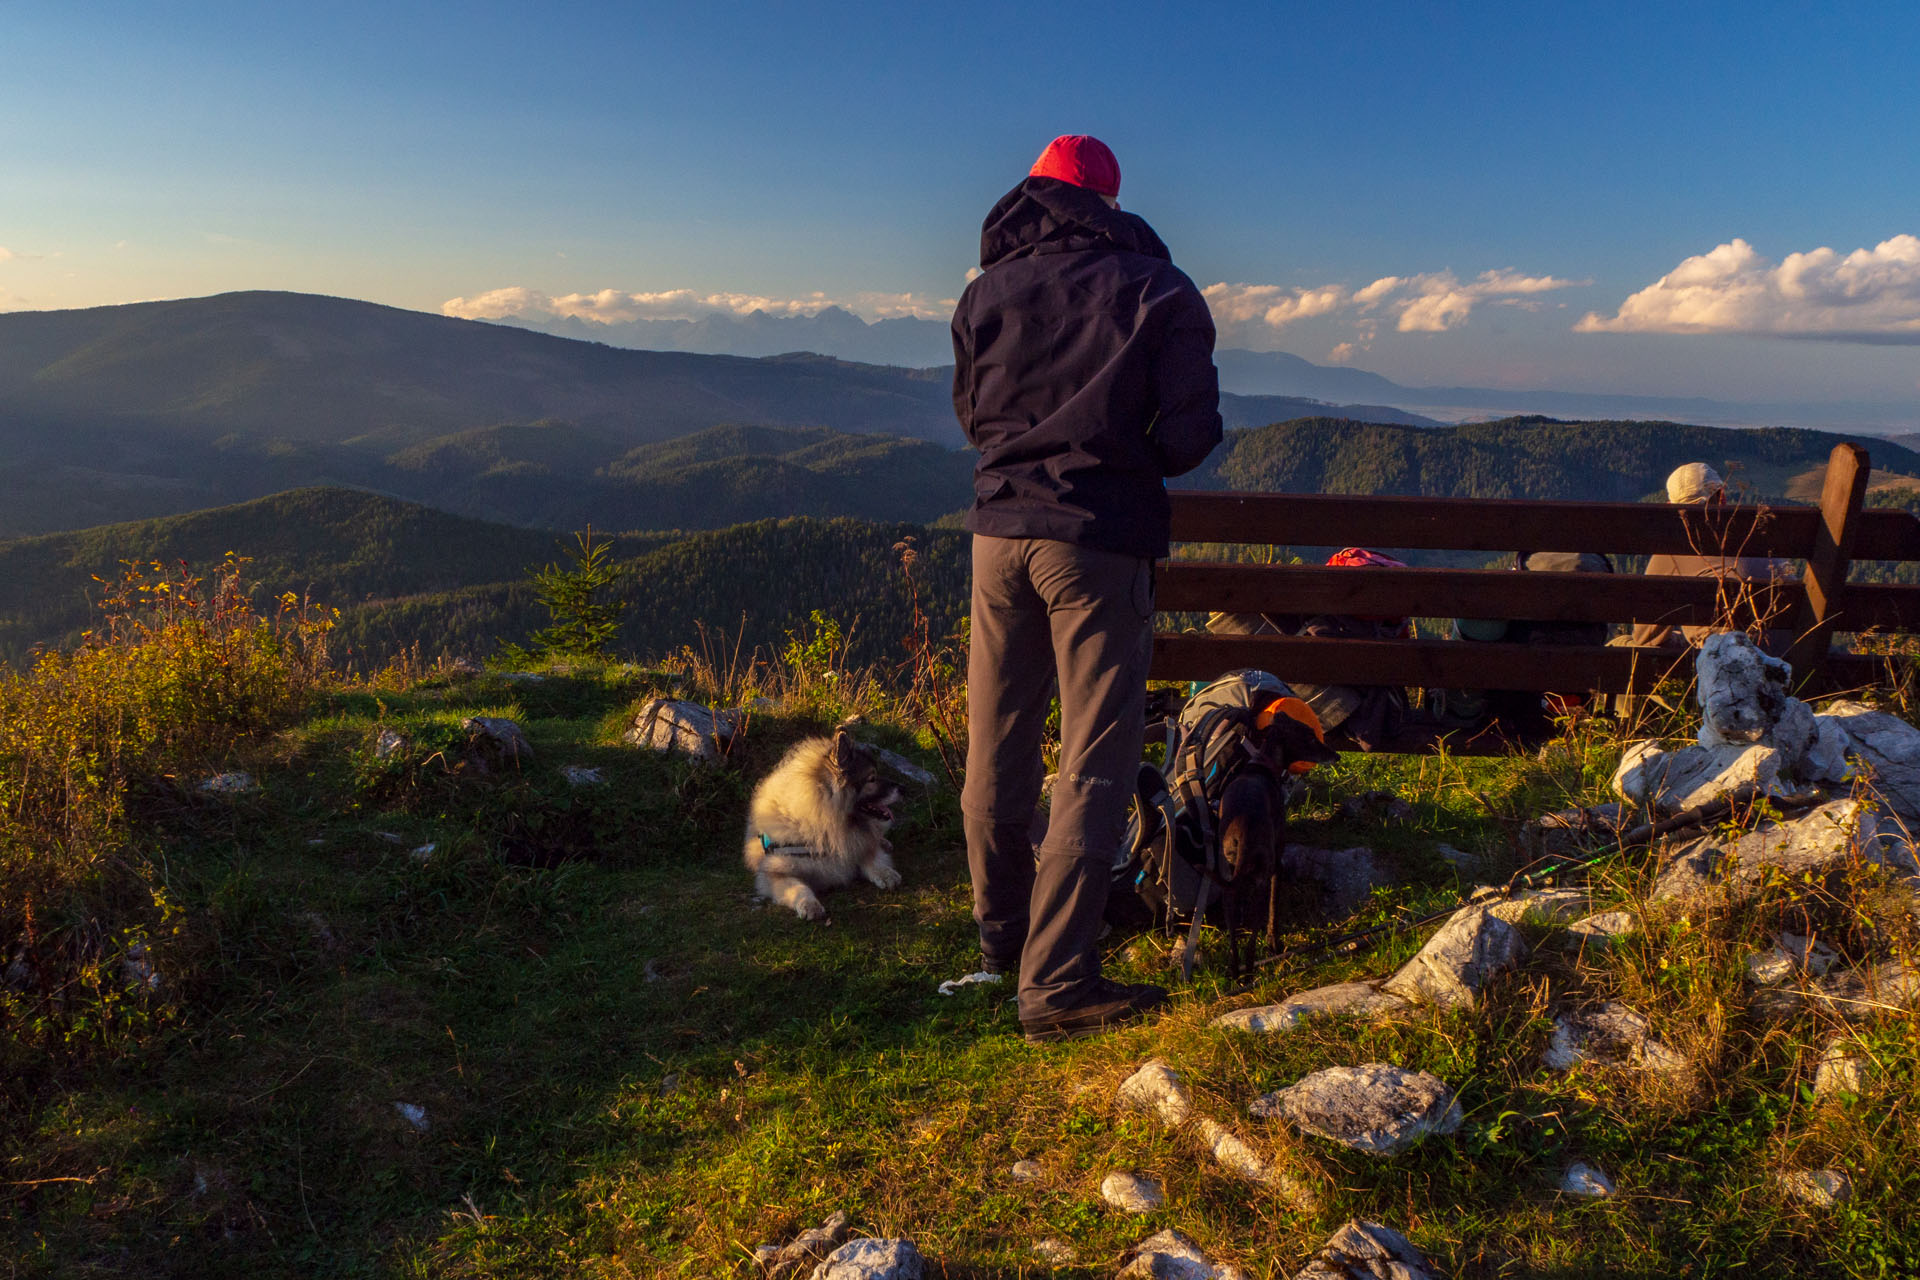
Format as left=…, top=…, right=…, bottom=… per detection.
left=1021, top=979, right=1168, bottom=1044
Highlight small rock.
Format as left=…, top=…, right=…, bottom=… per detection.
left=1116, top=1059, right=1193, bottom=1128
left=1813, top=1038, right=1867, bottom=1098
left=1543, top=1002, right=1688, bottom=1075
left=374, top=831, right=405, bottom=844
left=463, top=717, right=533, bottom=770
left=1746, top=932, right=1840, bottom=986
left=560, top=764, right=604, bottom=787
left=1382, top=904, right=1527, bottom=1008
left=1760, top=958, right=1920, bottom=1023
left=394, top=1102, right=430, bottom=1132
left=859, top=742, right=937, bottom=788
left=1433, top=842, right=1478, bottom=872
left=1292, top=1220, right=1438, bottom=1280
left=1210, top=981, right=1408, bottom=1033
left=1031, top=1238, right=1076, bottom=1266
left=1566, top=910, right=1635, bottom=947
left=1279, top=845, right=1393, bottom=916
left=1009, top=1159, right=1042, bottom=1182
left=763, top=1211, right=851, bottom=1279
left=121, top=942, right=160, bottom=992
left=1100, top=1170, right=1165, bottom=1214
left=1337, top=790, right=1413, bottom=823
left=1775, top=1168, right=1852, bottom=1209
left=500, top=671, right=545, bottom=683
left=1192, top=1118, right=1318, bottom=1208
left=625, top=698, right=743, bottom=764
left=1560, top=1161, right=1615, bottom=1197
left=409, top=842, right=437, bottom=863
left=197, top=771, right=257, bottom=795
left=373, top=728, right=407, bottom=760
left=808, top=1237, right=924, bottom=1280
left=1119, top=1228, right=1247, bottom=1280
left=1251, top=1063, right=1462, bottom=1156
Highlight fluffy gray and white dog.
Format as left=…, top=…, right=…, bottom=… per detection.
left=743, top=729, right=903, bottom=921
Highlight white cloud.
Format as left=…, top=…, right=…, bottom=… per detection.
left=1577, top=236, right=1920, bottom=341
left=443, top=285, right=953, bottom=326
left=1202, top=267, right=1584, bottom=344
left=1327, top=342, right=1359, bottom=364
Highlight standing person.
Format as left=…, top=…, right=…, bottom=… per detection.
left=951, top=135, right=1223, bottom=1043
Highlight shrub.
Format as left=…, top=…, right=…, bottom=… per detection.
left=0, top=556, right=334, bottom=1061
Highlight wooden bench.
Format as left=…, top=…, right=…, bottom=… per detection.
left=1152, top=444, right=1920, bottom=750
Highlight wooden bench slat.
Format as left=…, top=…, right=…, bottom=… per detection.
left=1157, top=561, right=1794, bottom=627
left=1168, top=491, right=1920, bottom=560
left=1149, top=632, right=1689, bottom=693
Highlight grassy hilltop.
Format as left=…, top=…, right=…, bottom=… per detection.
left=2, top=560, right=1917, bottom=1276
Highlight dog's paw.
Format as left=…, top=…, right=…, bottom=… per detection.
left=796, top=898, right=829, bottom=923
left=866, top=864, right=903, bottom=890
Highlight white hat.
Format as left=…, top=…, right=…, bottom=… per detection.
left=1666, top=463, right=1724, bottom=504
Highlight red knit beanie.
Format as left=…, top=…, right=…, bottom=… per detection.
left=1029, top=135, right=1121, bottom=197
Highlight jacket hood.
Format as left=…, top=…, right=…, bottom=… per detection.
left=978, top=176, right=1170, bottom=269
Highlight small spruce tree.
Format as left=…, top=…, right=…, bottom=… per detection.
left=524, top=526, right=625, bottom=661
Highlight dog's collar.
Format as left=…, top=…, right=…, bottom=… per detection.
left=760, top=832, right=773, bottom=851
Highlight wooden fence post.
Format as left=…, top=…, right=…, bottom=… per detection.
left=1788, top=442, right=1870, bottom=685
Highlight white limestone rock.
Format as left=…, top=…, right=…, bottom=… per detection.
left=1613, top=741, right=1789, bottom=814
left=1119, top=1228, right=1248, bottom=1280
left=624, top=698, right=743, bottom=764
left=1803, top=714, right=1854, bottom=783
left=1251, top=1064, right=1463, bottom=1156
left=809, top=1237, right=925, bottom=1280
left=1813, top=1038, right=1867, bottom=1099
left=373, top=727, right=407, bottom=760
left=1009, top=1159, right=1042, bottom=1182
left=1746, top=932, right=1840, bottom=985
left=463, top=716, right=533, bottom=770
left=759, top=1210, right=851, bottom=1279
left=1566, top=910, right=1636, bottom=948
left=1823, top=700, right=1920, bottom=821
left=1696, top=631, right=1795, bottom=746
left=1775, top=1168, right=1852, bottom=1209
left=1210, top=981, right=1409, bottom=1034
left=1031, top=1238, right=1076, bottom=1266
left=1650, top=799, right=1914, bottom=904
left=1116, top=1059, right=1193, bottom=1128
left=1560, top=1161, right=1616, bottom=1197
left=197, top=772, right=257, bottom=796
left=560, top=764, right=604, bottom=787
left=1543, top=1002, right=1689, bottom=1076
left=393, top=1101, right=430, bottom=1132
left=1382, top=905, right=1527, bottom=1008
left=1483, top=887, right=1592, bottom=927
left=1100, top=1170, right=1165, bottom=1215
left=1292, top=1220, right=1439, bottom=1280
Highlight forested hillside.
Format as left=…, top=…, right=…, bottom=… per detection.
left=0, top=488, right=962, bottom=670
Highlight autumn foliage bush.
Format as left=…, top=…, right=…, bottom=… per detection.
left=0, top=555, right=334, bottom=1059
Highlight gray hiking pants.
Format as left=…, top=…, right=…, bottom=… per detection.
left=962, top=534, right=1154, bottom=1022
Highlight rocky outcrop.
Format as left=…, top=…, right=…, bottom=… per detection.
left=808, top=1237, right=925, bottom=1280
left=463, top=717, right=533, bottom=771
left=1651, top=799, right=1918, bottom=904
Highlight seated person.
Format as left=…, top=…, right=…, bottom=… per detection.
left=1629, top=463, right=1796, bottom=651
left=1206, top=547, right=1409, bottom=750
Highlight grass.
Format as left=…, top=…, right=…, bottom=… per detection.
left=4, top=661, right=1918, bottom=1278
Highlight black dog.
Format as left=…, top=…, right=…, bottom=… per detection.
left=1213, top=714, right=1338, bottom=980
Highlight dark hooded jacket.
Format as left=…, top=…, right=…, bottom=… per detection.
left=951, top=177, right=1222, bottom=559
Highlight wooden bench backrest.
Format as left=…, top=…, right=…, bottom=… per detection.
left=1152, top=444, right=1920, bottom=697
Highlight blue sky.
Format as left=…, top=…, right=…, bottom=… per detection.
left=5, top=1, right=1918, bottom=403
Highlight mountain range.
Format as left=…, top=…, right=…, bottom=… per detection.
left=468, top=302, right=1918, bottom=433
left=0, top=292, right=1439, bottom=536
